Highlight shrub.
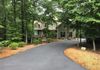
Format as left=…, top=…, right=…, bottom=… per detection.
left=33, top=38, right=42, bottom=44
left=0, top=40, right=11, bottom=47
left=18, top=42, right=26, bottom=47
left=0, top=42, right=4, bottom=53
left=2, top=40, right=11, bottom=47
left=47, top=38, right=54, bottom=43
left=0, top=42, right=4, bottom=47
left=9, top=42, right=19, bottom=50
left=42, top=37, right=47, bottom=42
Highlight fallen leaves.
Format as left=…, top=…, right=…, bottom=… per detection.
left=64, top=47, right=100, bottom=70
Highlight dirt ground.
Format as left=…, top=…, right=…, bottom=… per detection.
left=64, top=47, right=100, bottom=70
left=0, top=43, right=46, bottom=58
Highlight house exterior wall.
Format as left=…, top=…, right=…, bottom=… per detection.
left=33, top=21, right=76, bottom=39
left=33, top=30, right=44, bottom=38
left=57, top=24, right=76, bottom=39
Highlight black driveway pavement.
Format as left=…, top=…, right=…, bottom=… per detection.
left=0, top=40, right=86, bottom=70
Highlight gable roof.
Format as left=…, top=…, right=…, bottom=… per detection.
left=34, top=20, right=61, bottom=30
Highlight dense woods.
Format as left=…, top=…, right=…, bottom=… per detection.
left=0, top=0, right=100, bottom=51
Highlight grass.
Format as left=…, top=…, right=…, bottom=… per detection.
left=64, top=47, right=100, bottom=70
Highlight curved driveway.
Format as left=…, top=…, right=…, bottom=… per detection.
left=0, top=40, right=85, bottom=70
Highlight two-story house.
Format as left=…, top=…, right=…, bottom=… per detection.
left=33, top=21, right=76, bottom=39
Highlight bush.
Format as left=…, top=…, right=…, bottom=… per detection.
left=18, top=42, right=26, bottom=47
left=33, top=38, right=42, bottom=44
left=9, top=42, right=19, bottom=50
left=0, top=42, right=4, bottom=53
left=0, top=40, right=11, bottom=47
left=2, top=40, right=11, bottom=47
left=47, top=38, right=54, bottom=43
left=0, top=42, right=4, bottom=47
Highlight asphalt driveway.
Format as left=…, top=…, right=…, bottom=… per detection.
left=0, top=40, right=86, bottom=70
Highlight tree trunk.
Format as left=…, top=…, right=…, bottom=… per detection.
left=66, top=26, right=70, bottom=39
left=25, top=30, right=28, bottom=43
left=30, top=37, right=33, bottom=43
left=2, top=0, right=7, bottom=40
left=79, top=28, right=82, bottom=46
left=30, top=22, right=33, bottom=43
left=12, top=0, right=16, bottom=24
left=25, top=21, right=28, bottom=43
left=21, top=0, right=25, bottom=41
left=93, top=39, right=96, bottom=51
left=31, top=21, right=34, bottom=43
left=57, top=28, right=59, bottom=39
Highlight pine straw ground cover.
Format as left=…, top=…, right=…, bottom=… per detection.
left=0, top=43, right=46, bottom=58
left=64, top=47, right=100, bottom=70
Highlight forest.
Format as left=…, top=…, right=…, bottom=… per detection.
left=0, top=0, right=100, bottom=51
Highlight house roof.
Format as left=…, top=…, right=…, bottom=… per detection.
left=34, top=21, right=61, bottom=30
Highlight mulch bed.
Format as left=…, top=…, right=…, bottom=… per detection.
left=64, top=47, right=100, bottom=70
left=0, top=43, right=47, bottom=58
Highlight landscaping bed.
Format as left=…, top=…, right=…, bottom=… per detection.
left=0, top=43, right=46, bottom=58
left=0, top=38, right=58, bottom=59
left=64, top=47, right=100, bottom=70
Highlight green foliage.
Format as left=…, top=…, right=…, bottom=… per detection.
left=6, top=24, right=22, bottom=42
left=0, top=38, right=3, bottom=41
left=85, top=24, right=100, bottom=39
left=0, top=0, right=100, bottom=51
left=48, top=31, right=56, bottom=38
left=0, top=40, right=11, bottom=47
left=43, top=28, right=49, bottom=37
left=47, top=38, right=54, bottom=43
left=8, top=42, right=19, bottom=50
left=0, top=25, right=4, bottom=28
left=0, top=42, right=4, bottom=47
left=0, top=40, right=26, bottom=49
left=18, top=42, right=26, bottom=47
left=33, top=38, right=42, bottom=44
left=11, top=37, right=22, bottom=42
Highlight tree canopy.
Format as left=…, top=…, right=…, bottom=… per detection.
left=0, top=0, right=100, bottom=51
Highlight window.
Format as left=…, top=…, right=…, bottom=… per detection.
left=61, top=32, right=65, bottom=37
left=69, top=32, right=72, bottom=37
left=34, top=31, right=38, bottom=35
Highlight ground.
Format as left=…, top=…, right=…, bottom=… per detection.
left=0, top=40, right=85, bottom=70
left=0, top=43, right=46, bottom=58
left=64, top=47, right=100, bottom=70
